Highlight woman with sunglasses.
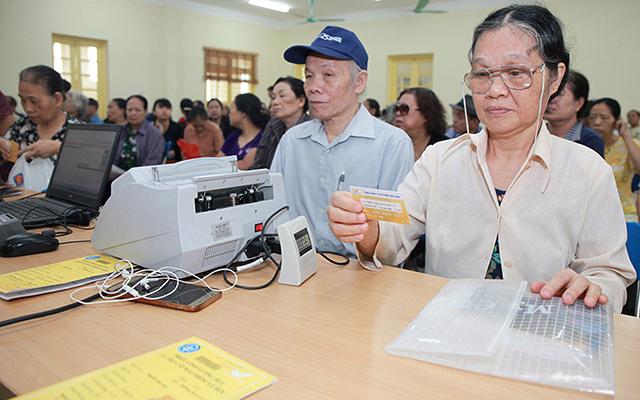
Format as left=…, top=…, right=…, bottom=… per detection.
left=328, top=4, right=635, bottom=312
left=393, top=88, right=448, bottom=161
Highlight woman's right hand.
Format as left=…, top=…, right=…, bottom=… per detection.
left=328, top=191, right=379, bottom=256
left=0, top=138, right=9, bottom=159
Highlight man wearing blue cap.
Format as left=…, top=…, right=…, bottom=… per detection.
left=271, top=26, right=413, bottom=258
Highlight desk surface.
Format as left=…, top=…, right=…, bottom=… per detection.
left=1, top=228, right=639, bottom=399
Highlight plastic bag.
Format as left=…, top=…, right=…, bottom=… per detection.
left=8, top=154, right=55, bottom=192
left=386, top=280, right=615, bottom=395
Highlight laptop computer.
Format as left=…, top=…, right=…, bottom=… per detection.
left=0, top=124, right=121, bottom=228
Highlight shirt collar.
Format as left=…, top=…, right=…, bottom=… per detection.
left=293, top=104, right=375, bottom=145
left=444, top=123, right=554, bottom=193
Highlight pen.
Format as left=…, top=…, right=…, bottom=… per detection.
left=337, top=171, right=346, bottom=191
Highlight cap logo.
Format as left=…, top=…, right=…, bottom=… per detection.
left=318, top=32, right=342, bottom=43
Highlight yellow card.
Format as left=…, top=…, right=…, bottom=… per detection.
left=350, top=186, right=410, bottom=224
left=16, top=337, right=277, bottom=400
left=0, top=254, right=122, bottom=299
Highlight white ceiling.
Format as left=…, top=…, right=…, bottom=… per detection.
left=170, top=0, right=520, bottom=26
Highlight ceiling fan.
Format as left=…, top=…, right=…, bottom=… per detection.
left=295, top=0, right=345, bottom=24
left=414, top=0, right=447, bottom=14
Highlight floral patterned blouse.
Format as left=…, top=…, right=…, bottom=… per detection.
left=3, top=113, right=80, bottom=160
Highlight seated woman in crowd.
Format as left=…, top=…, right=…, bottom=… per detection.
left=589, top=97, right=640, bottom=221
left=207, top=98, right=232, bottom=138
left=114, top=95, right=164, bottom=171
left=1, top=65, right=79, bottom=164
left=393, top=87, right=448, bottom=161
left=63, top=90, right=88, bottom=121
left=104, top=98, right=127, bottom=125
left=251, top=76, right=310, bottom=170
left=364, top=98, right=381, bottom=118
left=544, top=70, right=603, bottom=157
left=152, top=98, right=183, bottom=162
left=328, top=4, right=635, bottom=312
left=183, top=106, right=224, bottom=158
left=221, top=93, right=268, bottom=170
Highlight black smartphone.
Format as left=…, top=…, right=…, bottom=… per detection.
left=112, top=276, right=222, bottom=312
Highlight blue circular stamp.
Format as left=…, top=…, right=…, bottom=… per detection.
left=85, top=255, right=100, bottom=260
left=178, top=343, right=201, bottom=353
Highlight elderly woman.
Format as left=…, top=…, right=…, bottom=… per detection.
left=328, top=5, right=635, bottom=312
left=114, top=95, right=164, bottom=171
left=394, top=87, right=448, bottom=161
left=251, top=76, right=310, bottom=170
left=104, top=98, right=127, bottom=125
left=1, top=65, right=79, bottom=163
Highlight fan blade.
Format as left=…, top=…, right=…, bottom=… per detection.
left=416, top=9, right=447, bottom=14
left=318, top=18, right=346, bottom=22
left=414, top=0, right=430, bottom=13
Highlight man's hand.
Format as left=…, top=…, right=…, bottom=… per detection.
left=530, top=268, right=607, bottom=308
left=18, top=140, right=61, bottom=160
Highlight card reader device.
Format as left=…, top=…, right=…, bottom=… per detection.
left=277, top=215, right=317, bottom=286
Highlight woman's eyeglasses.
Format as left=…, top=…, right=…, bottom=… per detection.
left=463, top=63, right=544, bottom=94
left=393, top=103, right=419, bottom=116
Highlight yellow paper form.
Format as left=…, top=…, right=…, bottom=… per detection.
left=16, top=337, right=277, bottom=400
left=0, top=254, right=121, bottom=300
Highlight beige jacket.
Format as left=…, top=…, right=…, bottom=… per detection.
left=360, top=125, right=636, bottom=312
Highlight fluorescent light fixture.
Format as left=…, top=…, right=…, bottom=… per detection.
left=248, top=0, right=290, bottom=13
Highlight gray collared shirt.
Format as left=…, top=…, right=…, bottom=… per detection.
left=271, top=104, right=414, bottom=257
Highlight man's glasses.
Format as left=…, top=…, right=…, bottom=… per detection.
left=463, top=63, right=544, bottom=94
left=393, top=103, right=419, bottom=116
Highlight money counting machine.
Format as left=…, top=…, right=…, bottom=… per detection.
left=92, top=157, right=288, bottom=275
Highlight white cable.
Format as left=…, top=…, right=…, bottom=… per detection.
left=236, top=257, right=265, bottom=272
left=69, top=259, right=239, bottom=306
left=461, top=81, right=470, bottom=135
left=535, top=64, right=546, bottom=136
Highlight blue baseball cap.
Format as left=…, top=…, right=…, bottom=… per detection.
left=283, top=26, right=368, bottom=70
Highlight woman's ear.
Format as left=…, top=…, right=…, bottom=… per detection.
left=53, top=92, right=65, bottom=107
left=549, top=62, right=567, bottom=95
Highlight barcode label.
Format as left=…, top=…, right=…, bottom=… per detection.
left=196, top=355, right=221, bottom=371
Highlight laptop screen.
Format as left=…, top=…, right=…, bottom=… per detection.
left=46, top=124, right=120, bottom=208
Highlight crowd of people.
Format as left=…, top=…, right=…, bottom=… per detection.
left=0, top=4, right=636, bottom=311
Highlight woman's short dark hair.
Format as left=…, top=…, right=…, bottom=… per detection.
left=207, top=98, right=223, bottom=109
left=398, top=88, right=447, bottom=137
left=153, top=98, right=172, bottom=110
left=469, top=4, right=570, bottom=101
left=565, top=70, right=590, bottom=119
left=111, top=98, right=126, bottom=111
left=592, top=97, right=621, bottom=120
left=365, top=98, right=381, bottom=117
left=126, top=94, right=148, bottom=110
left=273, top=76, right=308, bottom=112
left=19, top=65, right=71, bottom=96
left=234, top=93, right=269, bottom=129
left=188, top=106, right=209, bottom=122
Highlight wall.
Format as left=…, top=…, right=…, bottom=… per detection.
left=1, top=0, right=638, bottom=120
left=0, top=0, right=287, bottom=118
left=287, top=0, right=640, bottom=115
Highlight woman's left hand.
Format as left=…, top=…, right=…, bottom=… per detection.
left=18, top=140, right=61, bottom=160
left=617, top=118, right=632, bottom=139
left=530, top=269, right=608, bottom=308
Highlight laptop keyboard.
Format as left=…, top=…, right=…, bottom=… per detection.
left=0, top=198, right=81, bottom=227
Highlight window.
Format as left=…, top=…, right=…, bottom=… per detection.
left=204, top=48, right=258, bottom=105
left=387, top=54, right=434, bottom=103
left=52, top=34, right=108, bottom=117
